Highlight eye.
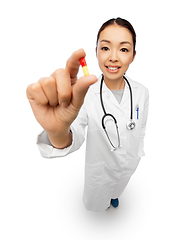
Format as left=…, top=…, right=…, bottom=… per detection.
left=121, top=48, right=129, bottom=52
left=101, top=47, right=109, bottom=51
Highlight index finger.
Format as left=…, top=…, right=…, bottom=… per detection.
left=65, top=49, right=86, bottom=80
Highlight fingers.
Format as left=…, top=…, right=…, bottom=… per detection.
left=26, top=82, right=48, bottom=105
left=26, top=76, right=58, bottom=107
left=50, top=49, right=90, bottom=107
left=51, top=68, right=72, bottom=107
left=64, top=48, right=98, bottom=110
left=65, top=49, right=86, bottom=80
left=38, top=77, right=58, bottom=107
left=26, top=49, right=96, bottom=111
left=72, top=74, right=97, bottom=110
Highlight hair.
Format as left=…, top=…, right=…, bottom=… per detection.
left=96, top=17, right=136, bottom=57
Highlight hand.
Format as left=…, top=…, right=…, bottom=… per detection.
left=26, top=49, right=97, bottom=147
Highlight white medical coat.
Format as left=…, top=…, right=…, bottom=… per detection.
left=37, top=75, right=149, bottom=212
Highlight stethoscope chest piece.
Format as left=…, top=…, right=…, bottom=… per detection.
left=126, top=120, right=136, bottom=130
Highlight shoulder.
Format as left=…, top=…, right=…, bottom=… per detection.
left=83, top=75, right=101, bottom=105
left=86, top=75, right=102, bottom=96
left=126, top=76, right=148, bottom=92
left=125, top=76, right=149, bottom=107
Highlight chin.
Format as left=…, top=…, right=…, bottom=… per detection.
left=103, top=72, right=124, bottom=81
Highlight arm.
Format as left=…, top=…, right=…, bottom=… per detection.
left=138, top=88, right=149, bottom=157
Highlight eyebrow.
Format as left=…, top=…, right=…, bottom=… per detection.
left=100, top=40, right=132, bottom=46
left=120, top=41, right=132, bottom=46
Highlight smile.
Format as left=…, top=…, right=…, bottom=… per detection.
left=107, top=66, right=119, bottom=70
left=106, top=66, right=121, bottom=73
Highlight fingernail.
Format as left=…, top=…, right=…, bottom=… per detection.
left=61, top=102, right=68, bottom=108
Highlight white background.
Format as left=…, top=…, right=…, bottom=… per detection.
left=1, top=0, right=196, bottom=239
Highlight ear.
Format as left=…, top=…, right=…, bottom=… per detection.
left=95, top=47, right=98, bottom=57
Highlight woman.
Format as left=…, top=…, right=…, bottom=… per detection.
left=26, top=18, right=149, bottom=212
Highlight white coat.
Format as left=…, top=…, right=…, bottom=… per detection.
left=37, top=75, right=149, bottom=212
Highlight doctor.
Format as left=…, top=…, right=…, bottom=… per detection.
left=26, top=18, right=149, bottom=212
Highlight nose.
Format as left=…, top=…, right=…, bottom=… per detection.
left=109, top=50, right=119, bottom=62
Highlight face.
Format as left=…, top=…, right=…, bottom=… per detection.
left=96, top=24, right=136, bottom=83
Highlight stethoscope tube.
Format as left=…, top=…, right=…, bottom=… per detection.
left=100, top=74, right=135, bottom=150
left=124, top=76, right=136, bottom=130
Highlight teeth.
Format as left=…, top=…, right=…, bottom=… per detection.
left=108, top=66, right=119, bottom=70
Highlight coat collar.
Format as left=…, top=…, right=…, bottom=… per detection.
left=93, top=75, right=138, bottom=95
left=91, top=75, right=138, bottom=110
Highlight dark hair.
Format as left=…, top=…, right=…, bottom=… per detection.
left=96, top=17, right=136, bottom=56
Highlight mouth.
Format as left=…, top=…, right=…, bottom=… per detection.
left=105, top=65, right=121, bottom=73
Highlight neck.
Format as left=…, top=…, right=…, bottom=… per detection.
left=104, top=75, right=125, bottom=90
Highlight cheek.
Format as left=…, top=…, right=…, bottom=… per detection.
left=97, top=55, right=105, bottom=71
left=121, top=55, right=133, bottom=67
left=97, top=52, right=107, bottom=66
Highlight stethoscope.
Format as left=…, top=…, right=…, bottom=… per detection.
left=100, top=74, right=136, bottom=151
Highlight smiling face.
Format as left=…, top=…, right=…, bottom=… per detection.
left=96, top=24, right=136, bottom=89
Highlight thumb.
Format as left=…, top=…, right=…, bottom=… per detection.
left=71, top=75, right=97, bottom=110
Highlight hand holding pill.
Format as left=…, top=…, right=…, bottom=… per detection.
left=26, top=49, right=97, bottom=148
